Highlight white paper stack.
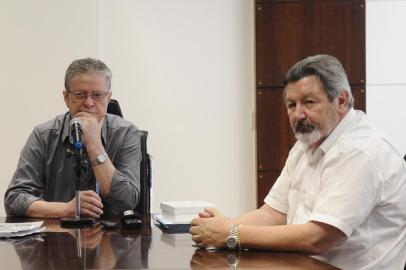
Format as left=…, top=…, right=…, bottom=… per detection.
left=160, top=200, right=216, bottom=224
left=0, top=221, right=45, bottom=238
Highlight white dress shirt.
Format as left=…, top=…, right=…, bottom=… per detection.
left=265, top=109, right=406, bottom=269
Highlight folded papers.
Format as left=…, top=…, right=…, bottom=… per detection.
left=0, top=221, right=45, bottom=238
left=155, top=200, right=216, bottom=234
left=160, top=200, right=216, bottom=215
left=155, top=215, right=191, bottom=233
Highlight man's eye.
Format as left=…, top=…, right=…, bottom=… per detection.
left=287, top=103, right=295, bottom=109
left=92, top=93, right=103, bottom=98
left=75, top=92, right=86, bottom=97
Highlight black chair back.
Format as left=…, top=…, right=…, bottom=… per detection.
left=107, top=99, right=123, bottom=117
left=135, top=130, right=151, bottom=218
left=107, top=99, right=151, bottom=217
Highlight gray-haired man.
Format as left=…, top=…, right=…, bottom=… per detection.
left=190, top=55, right=406, bottom=269
left=5, top=58, right=141, bottom=218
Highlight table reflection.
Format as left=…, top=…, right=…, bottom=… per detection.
left=0, top=217, right=339, bottom=269
left=190, top=248, right=341, bottom=269
left=10, top=221, right=147, bottom=270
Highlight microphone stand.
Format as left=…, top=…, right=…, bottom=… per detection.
left=61, top=145, right=95, bottom=227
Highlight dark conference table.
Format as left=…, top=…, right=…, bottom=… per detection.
left=0, top=217, right=340, bottom=269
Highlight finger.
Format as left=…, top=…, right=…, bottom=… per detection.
left=199, top=211, right=212, bottom=218
left=189, top=226, right=196, bottom=234
left=191, top=234, right=202, bottom=242
left=191, top=217, right=201, bottom=226
left=74, top=112, right=97, bottom=119
left=80, top=203, right=103, bottom=216
left=80, top=201, right=103, bottom=216
left=80, top=193, right=103, bottom=208
left=80, top=197, right=103, bottom=213
left=81, top=190, right=102, bottom=201
left=204, top=207, right=221, bottom=217
left=80, top=207, right=101, bottom=218
left=81, top=197, right=104, bottom=210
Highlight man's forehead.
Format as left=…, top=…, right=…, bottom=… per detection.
left=285, top=75, right=326, bottom=98
left=69, top=72, right=108, bottom=88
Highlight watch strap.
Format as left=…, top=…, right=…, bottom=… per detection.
left=228, top=224, right=241, bottom=250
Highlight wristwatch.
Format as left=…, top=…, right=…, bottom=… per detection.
left=226, top=224, right=241, bottom=250
left=92, top=152, right=108, bottom=165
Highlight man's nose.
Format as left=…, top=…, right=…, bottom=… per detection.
left=294, top=103, right=306, bottom=119
left=84, top=94, right=95, bottom=106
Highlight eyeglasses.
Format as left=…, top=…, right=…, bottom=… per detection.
left=68, top=90, right=110, bottom=102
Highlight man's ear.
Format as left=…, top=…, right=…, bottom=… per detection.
left=63, top=90, right=69, bottom=107
left=337, top=90, right=349, bottom=112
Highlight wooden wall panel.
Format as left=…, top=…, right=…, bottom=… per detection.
left=257, top=171, right=281, bottom=207
left=256, top=1, right=365, bottom=87
left=352, top=86, right=366, bottom=112
left=256, top=87, right=295, bottom=171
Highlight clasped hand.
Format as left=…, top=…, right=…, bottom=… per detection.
left=189, top=208, right=232, bottom=248
left=67, top=190, right=103, bottom=218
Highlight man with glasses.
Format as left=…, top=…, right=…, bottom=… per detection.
left=4, top=58, right=141, bottom=218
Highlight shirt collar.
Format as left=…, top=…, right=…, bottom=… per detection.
left=303, top=108, right=356, bottom=164
left=318, top=108, right=356, bottom=154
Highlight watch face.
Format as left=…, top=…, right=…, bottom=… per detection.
left=95, top=153, right=107, bottom=164
left=98, top=153, right=107, bottom=162
left=227, top=236, right=237, bottom=249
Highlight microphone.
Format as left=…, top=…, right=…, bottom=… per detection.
left=61, top=117, right=95, bottom=227
left=70, top=118, right=83, bottom=150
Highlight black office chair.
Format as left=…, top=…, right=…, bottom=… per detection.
left=107, top=99, right=124, bottom=118
left=107, top=99, right=152, bottom=218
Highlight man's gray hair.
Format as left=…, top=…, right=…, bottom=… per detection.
left=64, top=57, right=112, bottom=90
left=284, top=54, right=354, bottom=108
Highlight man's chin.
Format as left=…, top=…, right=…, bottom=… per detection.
left=295, top=131, right=321, bottom=146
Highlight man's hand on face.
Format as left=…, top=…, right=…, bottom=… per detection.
left=73, top=112, right=105, bottom=150
left=66, top=190, right=104, bottom=218
left=189, top=208, right=232, bottom=248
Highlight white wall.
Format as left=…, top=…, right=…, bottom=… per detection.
left=0, top=0, right=100, bottom=218
left=366, top=0, right=406, bottom=156
left=98, top=0, right=255, bottom=217
left=0, top=0, right=255, bottom=217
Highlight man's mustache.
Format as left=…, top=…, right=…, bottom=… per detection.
left=294, top=119, right=317, bottom=134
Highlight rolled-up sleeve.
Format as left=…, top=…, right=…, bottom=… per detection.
left=103, top=126, right=141, bottom=214
left=4, top=128, right=45, bottom=216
